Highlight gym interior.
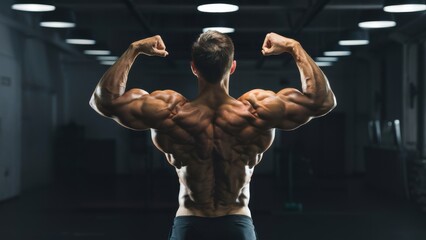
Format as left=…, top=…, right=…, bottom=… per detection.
left=1, top=0, right=426, bottom=239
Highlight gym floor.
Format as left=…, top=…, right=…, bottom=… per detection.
left=0, top=174, right=425, bottom=240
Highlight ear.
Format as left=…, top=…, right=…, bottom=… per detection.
left=230, top=60, right=237, bottom=75
left=190, top=61, right=198, bottom=77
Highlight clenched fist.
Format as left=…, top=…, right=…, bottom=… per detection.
left=131, top=35, right=169, bottom=57
left=261, top=32, right=300, bottom=56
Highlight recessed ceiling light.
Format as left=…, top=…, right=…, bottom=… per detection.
left=316, top=57, right=338, bottom=62
left=203, top=27, right=235, bottom=33
left=338, top=30, right=369, bottom=46
left=315, top=62, right=333, bottom=67
left=339, top=40, right=370, bottom=46
left=40, top=8, right=76, bottom=28
left=384, top=0, right=426, bottom=13
left=97, top=56, right=119, bottom=61
left=324, top=45, right=351, bottom=57
left=358, top=20, right=397, bottom=28
left=84, top=50, right=111, bottom=55
left=66, top=29, right=96, bottom=45
left=12, top=3, right=55, bottom=12
left=324, top=51, right=351, bottom=56
left=40, top=21, right=76, bottom=28
left=358, top=10, right=397, bottom=29
left=100, top=60, right=116, bottom=65
left=66, top=39, right=96, bottom=45
left=197, top=3, right=239, bottom=13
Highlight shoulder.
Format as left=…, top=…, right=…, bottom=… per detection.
left=237, top=89, right=294, bottom=128
left=142, top=90, right=187, bottom=112
left=238, top=89, right=275, bottom=102
left=135, top=90, right=187, bottom=128
left=149, top=90, right=187, bottom=103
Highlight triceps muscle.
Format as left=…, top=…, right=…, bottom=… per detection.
left=108, top=89, right=150, bottom=130
left=111, top=90, right=186, bottom=130
left=268, top=89, right=315, bottom=130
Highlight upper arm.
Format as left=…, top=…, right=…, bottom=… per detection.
left=90, top=88, right=186, bottom=130
left=238, top=88, right=334, bottom=130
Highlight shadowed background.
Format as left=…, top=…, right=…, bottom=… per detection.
left=1, top=0, right=426, bottom=239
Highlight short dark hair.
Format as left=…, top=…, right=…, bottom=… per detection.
left=191, top=31, right=234, bottom=84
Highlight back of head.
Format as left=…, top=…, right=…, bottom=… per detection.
left=191, top=31, right=234, bottom=84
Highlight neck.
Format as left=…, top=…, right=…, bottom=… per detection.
left=196, top=76, right=230, bottom=106
left=198, top=78, right=229, bottom=94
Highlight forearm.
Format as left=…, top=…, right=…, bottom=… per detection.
left=90, top=45, right=140, bottom=115
left=94, top=45, right=138, bottom=101
left=90, top=35, right=168, bottom=118
left=290, top=43, right=335, bottom=111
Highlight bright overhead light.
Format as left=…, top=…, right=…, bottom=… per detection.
left=66, top=29, right=96, bottom=45
left=316, top=57, right=338, bottom=62
left=384, top=0, right=426, bottom=13
left=358, top=20, right=396, bottom=28
left=84, top=50, right=111, bottom=55
left=324, top=51, right=351, bottom=56
left=358, top=10, right=397, bottom=29
left=66, top=39, right=96, bottom=45
left=96, top=56, right=119, bottom=61
left=384, top=4, right=426, bottom=12
left=339, top=40, right=370, bottom=46
left=40, top=21, right=76, bottom=28
left=324, top=45, right=351, bottom=57
left=315, top=62, right=333, bottom=67
left=100, top=61, right=116, bottom=66
left=197, top=3, right=239, bottom=13
left=338, top=30, right=369, bottom=46
left=40, top=8, right=76, bottom=28
left=12, top=3, right=55, bottom=12
left=84, top=42, right=111, bottom=56
left=203, top=27, right=235, bottom=33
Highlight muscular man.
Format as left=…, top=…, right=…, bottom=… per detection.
left=90, top=31, right=336, bottom=240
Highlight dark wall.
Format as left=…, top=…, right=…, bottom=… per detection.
left=0, top=1, right=422, bottom=194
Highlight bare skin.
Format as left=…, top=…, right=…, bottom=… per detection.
left=90, top=33, right=336, bottom=217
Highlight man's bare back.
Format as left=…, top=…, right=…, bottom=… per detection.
left=90, top=31, right=336, bottom=239
left=150, top=92, right=275, bottom=217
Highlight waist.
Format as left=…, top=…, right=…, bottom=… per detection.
left=170, top=214, right=257, bottom=240
left=176, top=205, right=251, bottom=217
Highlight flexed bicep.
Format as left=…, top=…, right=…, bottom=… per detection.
left=89, top=35, right=177, bottom=130
left=254, top=33, right=336, bottom=130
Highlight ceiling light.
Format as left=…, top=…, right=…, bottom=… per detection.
left=11, top=0, right=55, bottom=12
left=339, top=39, right=370, bottom=46
left=84, top=42, right=111, bottom=55
left=40, top=8, right=76, bottom=28
left=40, top=21, right=75, bottom=28
left=358, top=20, right=396, bottom=28
left=66, top=39, right=95, bottom=45
left=100, top=61, right=116, bottom=66
left=96, top=56, right=119, bottom=61
left=197, top=3, right=239, bottom=13
left=324, top=51, right=351, bottom=56
left=384, top=0, right=426, bottom=12
left=315, top=62, right=333, bottom=67
left=66, top=29, right=96, bottom=45
left=316, top=57, right=338, bottom=62
left=203, top=27, right=235, bottom=33
left=358, top=10, right=396, bottom=29
left=84, top=50, right=111, bottom=55
left=339, top=40, right=369, bottom=46
left=338, top=30, right=369, bottom=46
left=324, top=46, right=351, bottom=56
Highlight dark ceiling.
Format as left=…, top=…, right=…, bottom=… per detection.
left=12, top=0, right=426, bottom=66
